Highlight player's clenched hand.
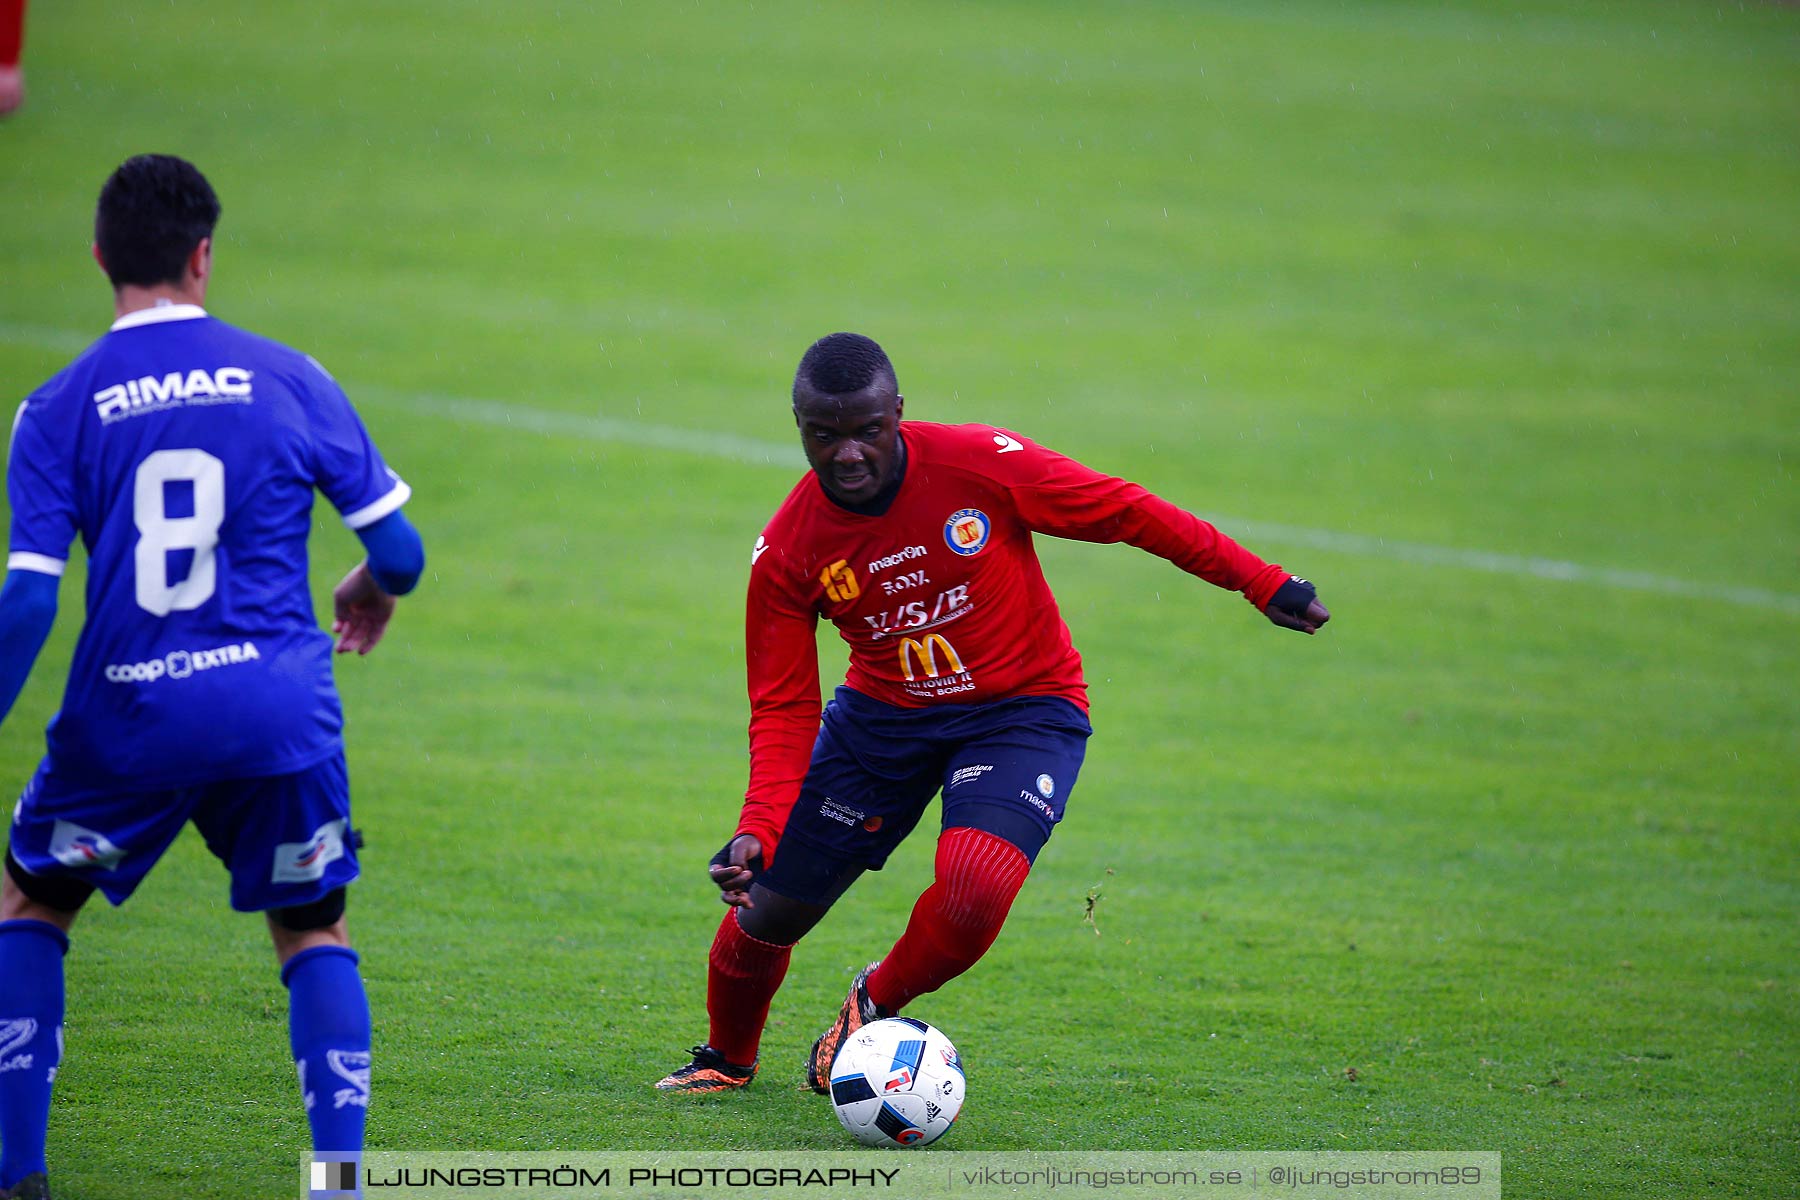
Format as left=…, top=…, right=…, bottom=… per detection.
left=332, top=561, right=397, bottom=655
left=709, top=834, right=764, bottom=908
left=1263, top=575, right=1331, bottom=635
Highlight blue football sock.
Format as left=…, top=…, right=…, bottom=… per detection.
left=281, top=945, right=370, bottom=1155
left=0, top=920, right=68, bottom=1190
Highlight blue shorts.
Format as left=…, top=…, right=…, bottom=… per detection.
left=6, top=751, right=358, bottom=912
left=760, top=688, right=1092, bottom=904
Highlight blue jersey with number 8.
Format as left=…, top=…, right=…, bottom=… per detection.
left=6, top=305, right=408, bottom=790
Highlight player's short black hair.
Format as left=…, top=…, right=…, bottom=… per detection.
left=94, top=154, right=221, bottom=288
left=794, top=332, right=897, bottom=400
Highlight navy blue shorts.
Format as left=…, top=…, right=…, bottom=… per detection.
left=760, top=687, right=1092, bottom=904
left=6, top=751, right=358, bottom=912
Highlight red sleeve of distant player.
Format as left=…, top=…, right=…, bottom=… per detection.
left=737, top=537, right=821, bottom=861
left=0, top=0, right=26, bottom=67
left=993, top=430, right=1289, bottom=610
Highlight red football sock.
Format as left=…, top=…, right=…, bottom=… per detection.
left=705, top=910, right=792, bottom=1066
left=865, top=827, right=1030, bottom=1013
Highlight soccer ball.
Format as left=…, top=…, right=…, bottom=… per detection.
left=828, top=1017, right=965, bottom=1148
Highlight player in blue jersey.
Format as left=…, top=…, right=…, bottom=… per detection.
left=0, top=155, right=424, bottom=1200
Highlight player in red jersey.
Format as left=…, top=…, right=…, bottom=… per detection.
left=655, top=333, right=1329, bottom=1094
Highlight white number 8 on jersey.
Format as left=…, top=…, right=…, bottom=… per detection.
left=133, top=448, right=225, bottom=616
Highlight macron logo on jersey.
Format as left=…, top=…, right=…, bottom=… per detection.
left=867, top=544, right=928, bottom=575
left=93, top=368, right=255, bottom=424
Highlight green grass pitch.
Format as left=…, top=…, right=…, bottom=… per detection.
left=1, top=2, right=1795, bottom=1196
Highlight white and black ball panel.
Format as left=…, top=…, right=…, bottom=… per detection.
left=829, top=1017, right=965, bottom=1147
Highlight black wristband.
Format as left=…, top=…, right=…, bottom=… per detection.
left=1268, top=575, right=1316, bottom=618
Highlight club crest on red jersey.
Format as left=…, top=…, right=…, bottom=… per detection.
left=944, top=509, right=990, bottom=556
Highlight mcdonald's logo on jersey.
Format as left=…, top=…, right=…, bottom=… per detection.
left=819, top=559, right=860, bottom=602
left=898, top=632, right=964, bottom=681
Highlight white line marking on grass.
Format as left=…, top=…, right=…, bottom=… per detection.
left=356, top=387, right=790, bottom=468
left=0, top=321, right=101, bottom=356
left=1214, top=518, right=1800, bottom=616
left=5, top=321, right=1794, bottom=615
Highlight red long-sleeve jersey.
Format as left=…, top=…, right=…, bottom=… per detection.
left=737, top=421, right=1291, bottom=855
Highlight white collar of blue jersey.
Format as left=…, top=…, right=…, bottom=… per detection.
left=110, top=302, right=208, bottom=332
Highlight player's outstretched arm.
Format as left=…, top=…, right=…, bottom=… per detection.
left=0, top=569, right=58, bottom=724
left=989, top=430, right=1318, bottom=620
left=1261, top=575, right=1331, bottom=635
